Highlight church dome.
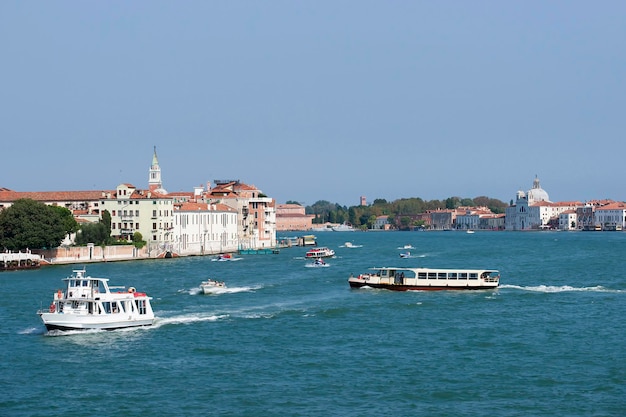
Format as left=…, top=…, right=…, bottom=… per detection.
left=527, top=176, right=550, bottom=203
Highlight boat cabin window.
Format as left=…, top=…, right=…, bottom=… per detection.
left=448, top=272, right=457, bottom=279
left=428, top=272, right=436, bottom=279
left=135, top=299, right=147, bottom=315
left=418, top=272, right=427, bottom=279
left=469, top=273, right=478, bottom=280
left=459, top=273, right=468, bottom=280
left=437, top=272, right=447, bottom=279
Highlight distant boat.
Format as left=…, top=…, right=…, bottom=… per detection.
left=397, top=244, right=415, bottom=250
left=306, top=258, right=330, bottom=268
left=332, top=223, right=355, bottom=232
left=305, top=247, right=335, bottom=259
left=211, top=253, right=242, bottom=262
left=343, top=242, right=363, bottom=248
left=466, top=230, right=475, bottom=234
left=200, top=278, right=227, bottom=294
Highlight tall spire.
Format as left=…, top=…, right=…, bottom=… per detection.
left=149, top=146, right=162, bottom=192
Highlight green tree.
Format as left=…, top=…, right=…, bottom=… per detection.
left=75, top=222, right=110, bottom=246
left=49, top=205, right=79, bottom=237
left=132, top=231, right=146, bottom=249
left=0, top=199, right=67, bottom=250
left=101, top=209, right=112, bottom=231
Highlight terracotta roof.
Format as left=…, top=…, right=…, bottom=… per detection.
left=0, top=190, right=115, bottom=202
left=176, top=202, right=236, bottom=212
left=596, top=202, right=626, bottom=211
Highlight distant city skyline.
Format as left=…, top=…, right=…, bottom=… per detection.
left=2, top=2, right=625, bottom=206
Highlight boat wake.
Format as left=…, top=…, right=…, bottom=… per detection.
left=304, top=263, right=330, bottom=268
left=153, top=313, right=228, bottom=328
left=500, top=284, right=624, bottom=293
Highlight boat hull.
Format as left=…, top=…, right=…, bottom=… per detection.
left=39, top=313, right=154, bottom=331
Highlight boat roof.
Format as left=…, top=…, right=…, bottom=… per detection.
left=370, top=266, right=499, bottom=273
left=62, top=269, right=109, bottom=282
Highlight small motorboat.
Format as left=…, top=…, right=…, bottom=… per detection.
left=200, top=279, right=227, bottom=294
left=400, top=252, right=411, bottom=258
left=211, top=253, right=242, bottom=262
left=306, top=258, right=330, bottom=268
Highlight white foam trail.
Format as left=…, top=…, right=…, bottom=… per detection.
left=19, top=327, right=44, bottom=335
left=500, top=284, right=624, bottom=293
left=304, top=263, right=330, bottom=268
left=153, top=313, right=228, bottom=328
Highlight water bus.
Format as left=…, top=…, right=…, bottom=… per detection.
left=38, top=268, right=155, bottom=331
left=348, top=266, right=500, bottom=291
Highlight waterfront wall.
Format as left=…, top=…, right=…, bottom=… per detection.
left=34, top=245, right=148, bottom=264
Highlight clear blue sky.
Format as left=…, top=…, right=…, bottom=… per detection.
left=2, top=1, right=624, bottom=206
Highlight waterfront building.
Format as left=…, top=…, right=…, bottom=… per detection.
left=204, top=180, right=277, bottom=249
left=559, top=210, right=578, bottom=231
left=430, top=209, right=455, bottom=230
left=0, top=188, right=109, bottom=216
left=373, top=215, right=390, bottom=230
left=276, top=204, right=314, bottom=231
left=455, top=207, right=494, bottom=230
left=594, top=201, right=626, bottom=230
left=505, top=176, right=582, bottom=230
left=171, top=201, right=238, bottom=256
left=100, top=183, right=175, bottom=257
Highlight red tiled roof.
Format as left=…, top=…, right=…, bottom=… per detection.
left=0, top=190, right=115, bottom=202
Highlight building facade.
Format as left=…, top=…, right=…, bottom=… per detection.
left=171, top=202, right=238, bottom=256
left=276, top=204, right=314, bottom=231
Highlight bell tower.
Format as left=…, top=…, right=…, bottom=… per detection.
left=149, top=146, right=162, bottom=192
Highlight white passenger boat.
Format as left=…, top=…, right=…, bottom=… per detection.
left=305, top=247, right=336, bottom=259
left=348, top=266, right=500, bottom=291
left=200, top=278, right=227, bottom=294
left=38, top=268, right=155, bottom=331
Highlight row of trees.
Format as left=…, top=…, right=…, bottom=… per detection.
left=298, top=196, right=508, bottom=230
left=0, top=199, right=145, bottom=251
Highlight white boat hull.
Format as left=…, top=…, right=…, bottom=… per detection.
left=39, top=312, right=154, bottom=331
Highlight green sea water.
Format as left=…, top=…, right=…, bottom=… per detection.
left=1, top=231, right=625, bottom=416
